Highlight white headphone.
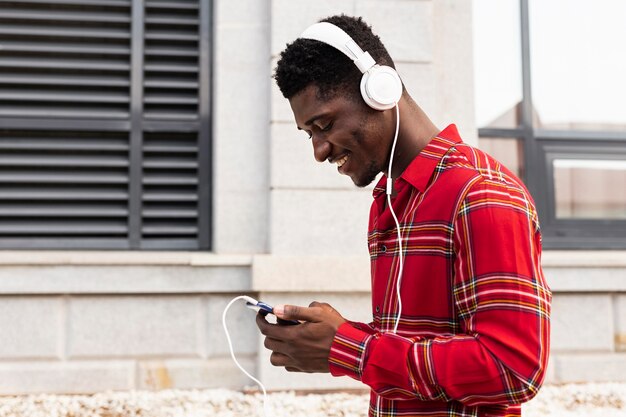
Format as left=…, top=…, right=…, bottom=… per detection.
left=300, top=22, right=403, bottom=111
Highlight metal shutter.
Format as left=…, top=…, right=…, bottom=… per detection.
left=144, top=0, right=199, bottom=121
left=0, top=0, right=211, bottom=250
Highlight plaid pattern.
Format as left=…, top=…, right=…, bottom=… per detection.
left=328, top=125, right=551, bottom=416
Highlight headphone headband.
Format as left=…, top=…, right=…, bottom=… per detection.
left=300, top=22, right=376, bottom=73
left=299, top=21, right=402, bottom=111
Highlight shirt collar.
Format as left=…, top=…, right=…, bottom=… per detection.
left=373, top=124, right=463, bottom=197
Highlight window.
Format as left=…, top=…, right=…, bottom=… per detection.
left=0, top=0, right=212, bottom=250
left=474, top=0, right=626, bottom=248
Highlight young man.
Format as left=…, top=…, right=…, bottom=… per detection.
left=256, top=14, right=551, bottom=417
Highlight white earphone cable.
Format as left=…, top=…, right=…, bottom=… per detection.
left=222, top=296, right=271, bottom=417
left=224, top=105, right=402, bottom=417
left=385, top=103, right=404, bottom=334
left=377, top=103, right=404, bottom=417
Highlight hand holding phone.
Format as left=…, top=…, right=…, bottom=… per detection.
left=243, top=296, right=300, bottom=325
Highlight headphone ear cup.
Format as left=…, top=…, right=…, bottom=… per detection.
left=360, top=65, right=403, bottom=111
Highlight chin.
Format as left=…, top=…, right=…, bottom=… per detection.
left=351, top=173, right=377, bottom=188
left=351, top=162, right=380, bottom=188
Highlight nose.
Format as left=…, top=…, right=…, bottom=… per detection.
left=312, top=135, right=332, bottom=163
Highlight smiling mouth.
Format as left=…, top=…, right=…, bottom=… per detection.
left=334, top=154, right=349, bottom=168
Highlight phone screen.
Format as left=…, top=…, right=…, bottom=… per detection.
left=246, top=299, right=299, bottom=325
left=246, top=300, right=274, bottom=315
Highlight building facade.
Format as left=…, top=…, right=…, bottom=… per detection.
left=0, top=0, right=624, bottom=394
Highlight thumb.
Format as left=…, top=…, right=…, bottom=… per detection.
left=274, top=304, right=320, bottom=322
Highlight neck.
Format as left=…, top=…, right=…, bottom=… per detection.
left=387, top=95, right=439, bottom=179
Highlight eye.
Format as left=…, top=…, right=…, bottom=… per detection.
left=320, top=121, right=333, bottom=132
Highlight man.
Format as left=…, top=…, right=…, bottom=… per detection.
left=257, top=14, right=551, bottom=417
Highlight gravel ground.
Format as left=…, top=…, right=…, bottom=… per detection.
left=0, top=383, right=624, bottom=417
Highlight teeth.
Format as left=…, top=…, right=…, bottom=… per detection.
left=335, top=154, right=349, bottom=168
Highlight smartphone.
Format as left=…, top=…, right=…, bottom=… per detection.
left=243, top=296, right=299, bottom=325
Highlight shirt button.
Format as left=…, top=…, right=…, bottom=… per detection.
left=380, top=244, right=387, bottom=253
left=375, top=306, right=380, bottom=313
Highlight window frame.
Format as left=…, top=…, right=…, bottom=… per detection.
left=477, top=0, right=626, bottom=249
left=0, top=0, right=213, bottom=250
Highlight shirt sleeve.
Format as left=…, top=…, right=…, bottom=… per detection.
left=328, top=178, right=552, bottom=406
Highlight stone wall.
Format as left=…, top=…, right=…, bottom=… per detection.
left=0, top=0, right=623, bottom=395
left=544, top=252, right=626, bottom=383
left=0, top=253, right=255, bottom=394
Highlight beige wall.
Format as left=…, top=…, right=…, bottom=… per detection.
left=0, top=0, right=623, bottom=395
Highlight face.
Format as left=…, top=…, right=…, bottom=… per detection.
left=289, top=85, right=392, bottom=187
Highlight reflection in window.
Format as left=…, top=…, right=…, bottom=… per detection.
left=478, top=137, right=525, bottom=181
left=530, top=0, right=626, bottom=131
left=472, top=0, right=522, bottom=128
left=554, top=159, right=626, bottom=219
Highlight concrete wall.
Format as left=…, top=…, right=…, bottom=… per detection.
left=0, top=253, right=256, bottom=394
left=544, top=252, right=626, bottom=383
left=261, top=0, right=477, bottom=390
left=0, top=0, right=623, bottom=395
left=268, top=0, right=476, bottom=259
left=1, top=251, right=625, bottom=394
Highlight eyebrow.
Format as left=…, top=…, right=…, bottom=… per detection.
left=297, top=113, right=328, bottom=130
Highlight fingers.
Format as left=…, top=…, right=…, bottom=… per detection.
left=309, top=301, right=333, bottom=309
left=274, top=303, right=322, bottom=322
left=256, top=312, right=296, bottom=339
left=309, top=301, right=336, bottom=314
left=258, top=301, right=343, bottom=374
left=277, top=317, right=300, bottom=326
left=269, top=351, right=291, bottom=367
left=269, top=352, right=307, bottom=373
left=255, top=311, right=271, bottom=332
left=263, top=336, right=285, bottom=352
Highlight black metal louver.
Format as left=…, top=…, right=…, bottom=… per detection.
left=0, top=130, right=129, bottom=247
left=0, top=0, right=211, bottom=250
left=0, top=0, right=132, bottom=119
left=144, top=0, right=200, bottom=121
left=142, top=132, right=199, bottom=247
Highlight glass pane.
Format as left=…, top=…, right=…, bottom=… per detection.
left=530, top=0, right=626, bottom=131
left=473, top=0, right=523, bottom=128
left=478, top=137, right=525, bottom=181
left=554, top=159, right=626, bottom=219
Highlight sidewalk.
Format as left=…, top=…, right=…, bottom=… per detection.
left=0, top=383, right=623, bottom=416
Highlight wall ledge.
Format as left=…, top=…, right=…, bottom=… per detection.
left=0, top=250, right=622, bottom=268
left=0, top=251, right=624, bottom=294
left=0, top=251, right=252, bottom=267
left=252, top=255, right=370, bottom=292
left=0, top=253, right=253, bottom=294
left=542, top=250, right=626, bottom=267
left=253, top=253, right=626, bottom=294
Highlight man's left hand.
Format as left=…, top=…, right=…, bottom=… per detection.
left=256, top=301, right=346, bottom=373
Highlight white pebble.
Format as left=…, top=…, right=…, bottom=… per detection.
left=0, top=384, right=622, bottom=417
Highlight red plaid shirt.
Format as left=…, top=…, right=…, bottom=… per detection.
left=328, top=125, right=551, bottom=416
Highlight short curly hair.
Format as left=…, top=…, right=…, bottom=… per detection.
left=274, top=14, right=397, bottom=102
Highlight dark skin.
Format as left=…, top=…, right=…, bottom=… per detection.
left=256, top=84, right=440, bottom=373
left=256, top=302, right=346, bottom=372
